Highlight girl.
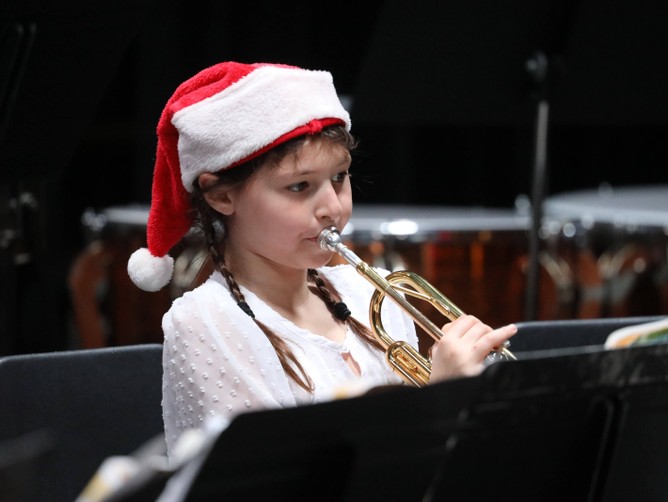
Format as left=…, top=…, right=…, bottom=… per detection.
left=127, top=61, right=517, bottom=456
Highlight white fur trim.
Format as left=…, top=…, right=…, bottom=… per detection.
left=127, top=247, right=174, bottom=292
left=172, top=65, right=351, bottom=191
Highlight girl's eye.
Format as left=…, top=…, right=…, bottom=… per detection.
left=332, top=171, right=350, bottom=183
left=287, top=181, right=308, bottom=193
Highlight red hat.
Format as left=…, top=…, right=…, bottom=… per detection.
left=127, top=61, right=351, bottom=291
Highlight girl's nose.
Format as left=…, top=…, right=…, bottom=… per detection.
left=315, top=183, right=343, bottom=222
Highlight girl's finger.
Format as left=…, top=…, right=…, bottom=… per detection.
left=440, top=315, right=484, bottom=338
left=472, top=324, right=517, bottom=356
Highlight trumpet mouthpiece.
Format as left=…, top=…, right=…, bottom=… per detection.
left=317, top=226, right=341, bottom=252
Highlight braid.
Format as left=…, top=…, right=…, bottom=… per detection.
left=307, top=269, right=345, bottom=316
left=308, top=269, right=384, bottom=352
left=220, top=265, right=314, bottom=392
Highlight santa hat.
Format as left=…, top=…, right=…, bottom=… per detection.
left=127, top=61, right=351, bottom=291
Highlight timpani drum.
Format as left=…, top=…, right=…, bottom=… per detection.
left=542, top=185, right=668, bottom=319
left=332, top=205, right=534, bottom=330
left=70, top=205, right=174, bottom=348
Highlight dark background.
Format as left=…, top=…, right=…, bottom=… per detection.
left=1, top=0, right=667, bottom=355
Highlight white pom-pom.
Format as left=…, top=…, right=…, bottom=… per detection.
left=127, top=247, right=174, bottom=292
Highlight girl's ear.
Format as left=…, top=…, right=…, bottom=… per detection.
left=198, top=173, right=235, bottom=215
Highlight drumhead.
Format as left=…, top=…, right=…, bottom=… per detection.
left=102, top=205, right=150, bottom=227
left=343, top=204, right=530, bottom=242
left=544, top=185, right=668, bottom=228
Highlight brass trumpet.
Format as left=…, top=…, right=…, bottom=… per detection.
left=318, top=226, right=516, bottom=387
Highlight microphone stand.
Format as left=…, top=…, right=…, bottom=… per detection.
left=524, top=51, right=551, bottom=321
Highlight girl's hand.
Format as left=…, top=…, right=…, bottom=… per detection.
left=428, top=315, right=517, bottom=382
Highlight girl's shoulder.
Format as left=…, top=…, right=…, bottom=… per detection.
left=167, top=271, right=235, bottom=315
left=163, top=270, right=260, bottom=340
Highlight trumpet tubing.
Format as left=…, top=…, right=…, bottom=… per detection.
left=318, top=226, right=515, bottom=386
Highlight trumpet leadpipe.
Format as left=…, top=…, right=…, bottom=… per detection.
left=318, top=226, right=445, bottom=342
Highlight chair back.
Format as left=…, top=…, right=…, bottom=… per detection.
left=0, top=344, right=164, bottom=502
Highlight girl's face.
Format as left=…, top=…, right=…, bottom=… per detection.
left=224, top=136, right=353, bottom=271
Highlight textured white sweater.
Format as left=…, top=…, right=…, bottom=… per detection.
left=161, top=264, right=418, bottom=455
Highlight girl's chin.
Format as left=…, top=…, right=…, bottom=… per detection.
left=309, top=250, right=338, bottom=269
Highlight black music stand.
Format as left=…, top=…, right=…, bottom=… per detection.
left=596, top=346, right=668, bottom=502
left=352, top=0, right=668, bottom=320
left=182, top=377, right=482, bottom=502
left=0, top=0, right=161, bottom=355
left=175, top=340, right=668, bottom=502
left=426, top=340, right=668, bottom=502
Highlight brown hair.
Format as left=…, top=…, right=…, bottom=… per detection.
left=190, top=126, right=383, bottom=391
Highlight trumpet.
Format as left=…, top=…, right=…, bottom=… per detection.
left=318, top=226, right=516, bottom=387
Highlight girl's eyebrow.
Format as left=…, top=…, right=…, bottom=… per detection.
left=282, top=161, right=348, bottom=177
left=293, top=155, right=351, bottom=176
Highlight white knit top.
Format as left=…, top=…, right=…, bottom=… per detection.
left=161, top=264, right=418, bottom=455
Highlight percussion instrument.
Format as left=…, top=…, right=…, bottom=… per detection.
left=542, top=185, right=668, bottom=319
left=69, top=205, right=172, bottom=347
